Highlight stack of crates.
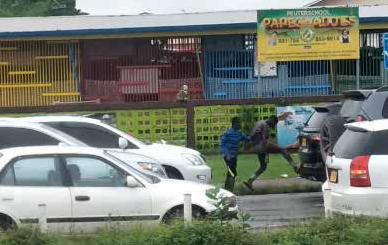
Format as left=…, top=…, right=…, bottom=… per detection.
left=115, top=110, right=155, bottom=143
left=194, top=106, right=213, bottom=151
left=115, top=108, right=188, bottom=146
left=169, top=108, right=188, bottom=146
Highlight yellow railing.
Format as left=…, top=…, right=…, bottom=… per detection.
left=0, top=40, right=80, bottom=107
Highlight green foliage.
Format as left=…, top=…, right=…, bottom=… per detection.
left=205, top=187, right=235, bottom=222
left=0, top=228, right=51, bottom=245
left=206, top=186, right=252, bottom=229
left=262, top=215, right=388, bottom=245
left=0, top=0, right=87, bottom=17
left=4, top=216, right=388, bottom=245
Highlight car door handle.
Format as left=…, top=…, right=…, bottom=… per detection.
left=75, top=196, right=90, bottom=202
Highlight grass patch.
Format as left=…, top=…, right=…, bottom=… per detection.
left=4, top=216, right=388, bottom=245
left=205, top=153, right=322, bottom=195
left=205, top=153, right=298, bottom=185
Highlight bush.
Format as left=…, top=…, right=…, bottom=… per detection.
left=262, top=215, right=388, bottom=245
left=0, top=228, right=51, bottom=245
left=5, top=215, right=388, bottom=245
left=0, top=221, right=258, bottom=245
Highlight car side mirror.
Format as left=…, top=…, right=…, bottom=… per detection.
left=118, top=137, right=129, bottom=149
left=58, top=142, right=68, bottom=147
left=126, top=176, right=142, bottom=188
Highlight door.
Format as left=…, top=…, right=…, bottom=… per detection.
left=0, top=155, right=72, bottom=232
left=62, top=155, right=154, bottom=232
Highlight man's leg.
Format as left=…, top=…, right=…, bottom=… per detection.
left=224, top=157, right=237, bottom=192
left=266, top=142, right=300, bottom=172
left=244, top=149, right=267, bottom=190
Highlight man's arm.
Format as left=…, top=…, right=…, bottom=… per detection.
left=239, top=131, right=250, bottom=142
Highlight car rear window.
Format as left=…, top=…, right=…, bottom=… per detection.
left=305, top=111, right=327, bottom=128
left=334, top=129, right=388, bottom=159
left=334, top=129, right=371, bottom=159
left=340, top=99, right=364, bottom=121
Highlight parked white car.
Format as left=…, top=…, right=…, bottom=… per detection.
left=15, top=116, right=212, bottom=183
left=0, top=146, right=236, bottom=232
left=323, top=119, right=388, bottom=216
left=0, top=120, right=167, bottom=178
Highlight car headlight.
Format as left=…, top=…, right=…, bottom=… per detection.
left=137, top=162, right=167, bottom=178
left=224, top=196, right=237, bottom=208
left=182, top=153, right=205, bottom=166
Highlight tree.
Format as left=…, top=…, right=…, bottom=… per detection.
left=0, top=0, right=88, bottom=17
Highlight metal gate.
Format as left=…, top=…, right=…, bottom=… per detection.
left=82, top=37, right=204, bottom=103
left=334, top=31, right=388, bottom=93
left=0, top=40, right=80, bottom=107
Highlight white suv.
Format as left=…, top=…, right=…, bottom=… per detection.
left=16, top=116, right=211, bottom=183
left=0, top=120, right=167, bottom=178
left=0, top=146, right=236, bottom=232
left=323, top=119, right=388, bottom=216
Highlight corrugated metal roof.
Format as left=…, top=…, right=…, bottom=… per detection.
left=0, top=7, right=387, bottom=38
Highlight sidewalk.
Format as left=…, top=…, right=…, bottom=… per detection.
left=234, top=177, right=323, bottom=196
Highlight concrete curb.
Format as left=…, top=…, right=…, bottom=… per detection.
left=234, top=178, right=323, bottom=196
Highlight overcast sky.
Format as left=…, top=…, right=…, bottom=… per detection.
left=76, top=0, right=314, bottom=15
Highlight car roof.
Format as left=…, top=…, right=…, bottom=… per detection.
left=0, top=146, right=106, bottom=158
left=16, top=116, right=102, bottom=123
left=342, top=89, right=375, bottom=100
left=313, top=103, right=342, bottom=113
left=0, top=119, right=49, bottom=128
left=345, top=119, right=388, bottom=132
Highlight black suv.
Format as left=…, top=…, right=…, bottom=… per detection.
left=298, top=103, right=341, bottom=181
left=319, top=89, right=376, bottom=161
left=298, top=89, right=377, bottom=181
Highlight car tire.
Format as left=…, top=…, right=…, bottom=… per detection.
left=162, top=205, right=205, bottom=223
left=319, top=115, right=346, bottom=162
left=0, top=214, right=16, bottom=231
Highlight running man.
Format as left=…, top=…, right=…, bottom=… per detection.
left=244, top=114, right=300, bottom=191
left=220, top=117, right=250, bottom=192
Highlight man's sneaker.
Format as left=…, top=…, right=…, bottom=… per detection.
left=243, top=181, right=254, bottom=191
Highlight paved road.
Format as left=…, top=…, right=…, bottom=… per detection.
left=238, top=192, right=324, bottom=229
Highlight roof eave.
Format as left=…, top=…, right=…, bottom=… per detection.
left=0, top=22, right=257, bottom=39
left=0, top=16, right=387, bottom=39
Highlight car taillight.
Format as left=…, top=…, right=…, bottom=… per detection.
left=350, top=155, right=371, bottom=187
left=356, top=115, right=365, bottom=122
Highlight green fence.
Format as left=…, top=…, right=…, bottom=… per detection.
left=116, top=108, right=187, bottom=146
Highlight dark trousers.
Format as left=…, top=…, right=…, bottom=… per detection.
left=248, top=142, right=294, bottom=183
left=224, top=156, right=237, bottom=192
